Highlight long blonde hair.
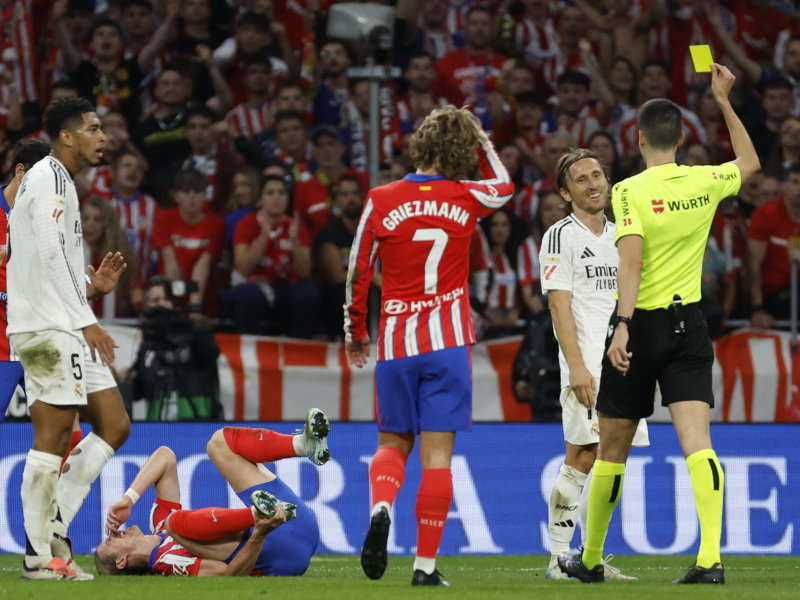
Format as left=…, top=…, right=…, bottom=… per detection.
left=82, top=196, right=139, bottom=297
left=409, top=106, right=482, bottom=181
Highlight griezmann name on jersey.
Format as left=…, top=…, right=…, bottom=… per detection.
left=344, top=139, right=514, bottom=361
left=7, top=156, right=97, bottom=337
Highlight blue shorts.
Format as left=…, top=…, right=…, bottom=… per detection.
left=375, top=345, right=472, bottom=435
left=231, top=477, right=319, bottom=576
left=0, top=361, right=24, bottom=422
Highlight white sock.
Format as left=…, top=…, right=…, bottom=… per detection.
left=292, top=434, right=305, bottom=457
left=579, top=469, right=593, bottom=548
left=22, top=450, right=61, bottom=568
left=54, top=433, right=115, bottom=537
left=371, top=500, right=391, bottom=519
left=413, top=556, right=436, bottom=575
left=548, top=463, right=587, bottom=556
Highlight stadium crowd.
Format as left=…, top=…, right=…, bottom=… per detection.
left=0, top=0, right=799, bottom=341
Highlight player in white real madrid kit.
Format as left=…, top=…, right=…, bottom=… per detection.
left=9, top=98, right=130, bottom=581
left=540, top=149, right=649, bottom=580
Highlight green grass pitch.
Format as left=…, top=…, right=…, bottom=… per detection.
left=0, top=555, right=798, bottom=599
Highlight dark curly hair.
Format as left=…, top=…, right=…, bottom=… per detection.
left=43, top=97, right=97, bottom=141
left=10, top=138, right=51, bottom=171
left=409, top=106, right=482, bottom=181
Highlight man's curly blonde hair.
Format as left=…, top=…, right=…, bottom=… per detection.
left=409, top=106, right=482, bottom=181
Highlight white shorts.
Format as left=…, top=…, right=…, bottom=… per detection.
left=560, top=379, right=650, bottom=447
left=10, top=330, right=117, bottom=408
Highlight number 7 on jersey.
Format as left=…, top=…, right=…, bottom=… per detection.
left=412, top=228, right=449, bottom=295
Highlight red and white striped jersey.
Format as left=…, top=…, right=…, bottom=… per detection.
left=1, top=1, right=38, bottom=103
left=542, top=47, right=597, bottom=91
left=514, top=18, right=558, bottom=61
left=487, top=251, right=517, bottom=310
left=344, top=137, right=514, bottom=361
left=226, top=101, right=274, bottom=141
left=517, top=235, right=540, bottom=287
left=617, top=105, right=707, bottom=158
left=111, top=191, right=160, bottom=285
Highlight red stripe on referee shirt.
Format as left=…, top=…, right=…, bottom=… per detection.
left=486, top=339, right=532, bottom=421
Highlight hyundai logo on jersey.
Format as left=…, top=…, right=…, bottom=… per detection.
left=0, top=424, right=798, bottom=555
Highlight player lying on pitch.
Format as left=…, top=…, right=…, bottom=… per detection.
left=95, top=409, right=330, bottom=577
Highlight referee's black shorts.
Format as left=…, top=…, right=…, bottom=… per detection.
left=597, top=303, right=714, bottom=420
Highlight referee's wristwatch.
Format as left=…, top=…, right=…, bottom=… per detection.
left=615, top=315, right=632, bottom=327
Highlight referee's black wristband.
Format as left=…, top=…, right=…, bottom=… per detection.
left=615, top=315, right=632, bottom=327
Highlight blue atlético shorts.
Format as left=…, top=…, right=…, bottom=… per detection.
left=232, top=477, right=320, bottom=576
left=374, top=345, right=472, bottom=435
left=0, top=361, right=24, bottom=422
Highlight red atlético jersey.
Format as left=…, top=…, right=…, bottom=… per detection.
left=344, top=139, right=514, bottom=361
left=147, top=498, right=203, bottom=577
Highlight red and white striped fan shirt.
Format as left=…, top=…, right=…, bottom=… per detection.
left=514, top=17, right=558, bottom=61
left=487, top=252, right=517, bottom=310
left=83, top=164, right=114, bottom=202
left=226, top=101, right=274, bottom=141
left=1, top=1, right=38, bottom=103
left=111, top=191, right=160, bottom=285
left=517, top=235, right=541, bottom=287
left=345, top=137, right=514, bottom=361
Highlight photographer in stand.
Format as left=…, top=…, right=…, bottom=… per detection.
left=130, top=276, right=222, bottom=421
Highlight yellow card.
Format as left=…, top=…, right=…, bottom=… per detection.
left=690, top=45, right=713, bottom=73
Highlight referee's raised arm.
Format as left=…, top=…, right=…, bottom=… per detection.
left=711, top=63, right=760, bottom=181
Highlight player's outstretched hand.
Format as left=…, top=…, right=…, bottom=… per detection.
left=710, top=63, right=735, bottom=105
left=106, top=496, right=133, bottom=535
left=346, top=335, right=370, bottom=368
left=254, top=505, right=286, bottom=535
left=88, top=252, right=128, bottom=298
left=607, top=326, right=632, bottom=376
left=83, top=323, right=119, bottom=367
left=569, top=364, right=596, bottom=409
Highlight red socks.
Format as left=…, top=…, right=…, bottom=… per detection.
left=415, top=469, right=453, bottom=559
left=60, top=430, right=83, bottom=477
left=223, top=427, right=296, bottom=463
left=168, top=507, right=255, bottom=542
left=369, top=446, right=407, bottom=507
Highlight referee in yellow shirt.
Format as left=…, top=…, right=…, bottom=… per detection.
left=558, top=64, right=760, bottom=584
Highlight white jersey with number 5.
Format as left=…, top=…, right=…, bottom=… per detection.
left=539, top=214, right=619, bottom=388
left=7, top=156, right=97, bottom=338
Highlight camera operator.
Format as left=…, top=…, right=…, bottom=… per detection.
left=131, top=276, right=222, bottom=421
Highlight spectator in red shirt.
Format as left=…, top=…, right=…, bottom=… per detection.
left=224, top=165, right=261, bottom=248
left=226, top=175, right=319, bottom=337
left=270, top=110, right=312, bottom=182
left=295, top=125, right=369, bottom=239
left=434, top=5, right=506, bottom=125
left=314, top=175, right=366, bottom=340
left=748, top=162, right=800, bottom=328
left=81, top=195, right=143, bottom=318
left=480, top=209, right=522, bottom=339
left=152, top=169, right=226, bottom=312
left=275, top=78, right=311, bottom=117
left=397, top=52, right=447, bottom=134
